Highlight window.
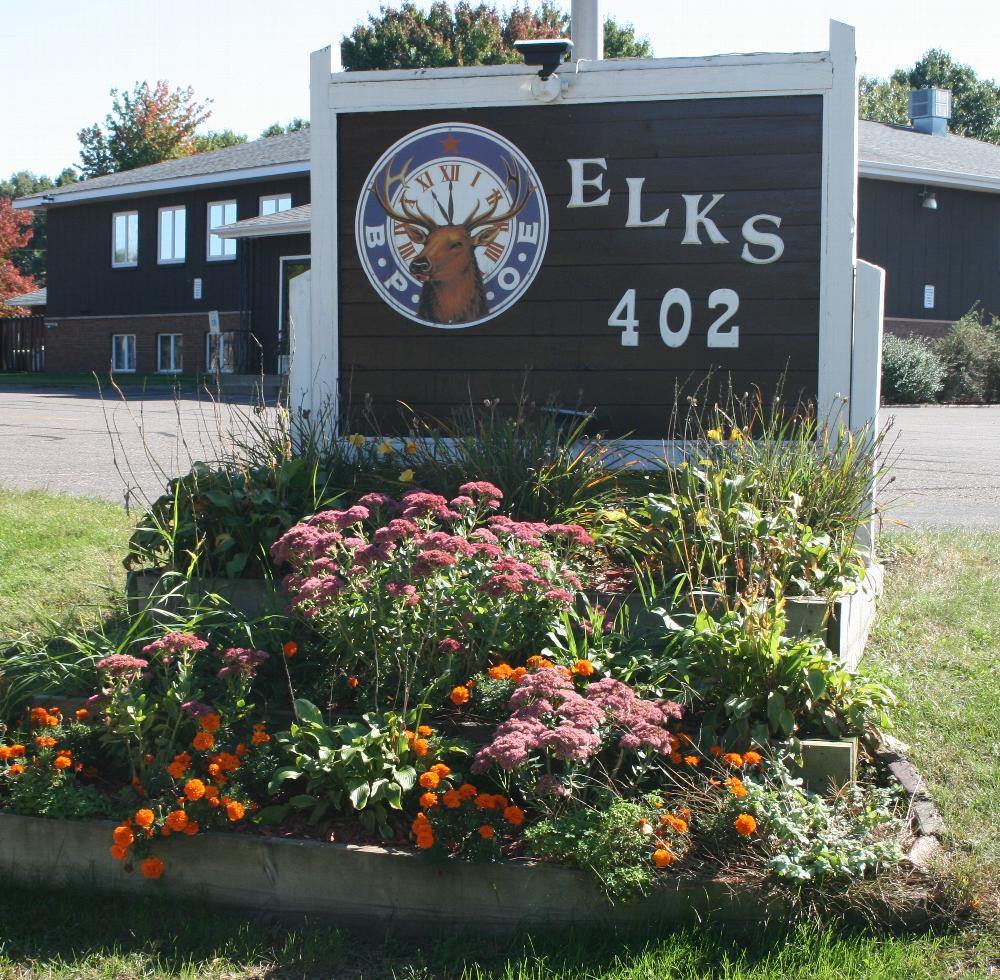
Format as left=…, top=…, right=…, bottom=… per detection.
left=111, top=334, right=136, bottom=372
left=207, top=200, right=237, bottom=260
left=157, top=333, right=183, bottom=372
left=112, top=212, right=139, bottom=267
left=206, top=331, right=238, bottom=374
left=260, top=194, right=292, bottom=216
left=158, top=206, right=186, bottom=263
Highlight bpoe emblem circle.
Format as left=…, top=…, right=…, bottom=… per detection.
left=355, top=123, right=549, bottom=329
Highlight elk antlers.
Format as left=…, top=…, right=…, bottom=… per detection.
left=462, top=156, right=535, bottom=233
left=371, top=155, right=437, bottom=233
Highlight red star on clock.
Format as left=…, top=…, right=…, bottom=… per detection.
left=440, top=132, right=460, bottom=153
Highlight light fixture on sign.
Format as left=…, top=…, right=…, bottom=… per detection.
left=920, top=187, right=938, bottom=210
left=514, top=38, right=574, bottom=103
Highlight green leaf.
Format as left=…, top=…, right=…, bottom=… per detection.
left=348, top=780, right=371, bottom=810
left=267, top=768, right=302, bottom=794
left=806, top=668, right=828, bottom=699
left=253, top=805, right=289, bottom=825
left=225, top=552, right=249, bottom=578
left=767, top=690, right=786, bottom=732
left=293, top=699, right=325, bottom=728
left=395, top=765, right=417, bottom=792
left=289, top=794, right=317, bottom=809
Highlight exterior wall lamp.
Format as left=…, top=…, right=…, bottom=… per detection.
left=920, top=187, right=938, bottom=210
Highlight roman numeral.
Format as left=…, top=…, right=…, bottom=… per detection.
left=439, top=163, right=460, bottom=182
left=398, top=241, right=416, bottom=260
left=470, top=170, right=482, bottom=187
left=415, top=172, right=434, bottom=191
left=483, top=241, right=504, bottom=262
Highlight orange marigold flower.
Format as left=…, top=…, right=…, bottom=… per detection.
left=9, top=745, right=25, bottom=759
left=203, top=785, right=219, bottom=800
left=30, top=707, right=48, bottom=725
left=236, top=743, right=249, bottom=756
left=526, top=655, right=544, bottom=668
left=109, top=844, right=128, bottom=861
left=410, top=813, right=429, bottom=833
left=183, top=778, right=206, bottom=801
left=684, top=755, right=700, bottom=766
left=419, top=771, right=441, bottom=789
left=7, top=763, right=23, bottom=775
left=572, top=659, right=596, bottom=677
left=252, top=730, right=271, bottom=745
left=35, top=736, right=57, bottom=749
left=134, top=809, right=155, bottom=829
left=743, top=750, right=763, bottom=766
left=652, top=847, right=676, bottom=868
left=199, top=713, right=221, bottom=733
left=474, top=793, right=492, bottom=810
left=662, top=814, right=688, bottom=834
left=417, top=725, right=433, bottom=737
left=347, top=676, right=360, bottom=689
left=430, top=763, right=451, bottom=778
left=724, top=777, right=748, bottom=798
left=487, top=663, right=514, bottom=680
left=478, top=824, right=495, bottom=839
left=75, top=708, right=89, bottom=721
left=442, top=789, right=461, bottom=809
left=166, top=761, right=188, bottom=780
left=450, top=685, right=470, bottom=706
left=489, top=794, right=508, bottom=810
left=226, top=800, right=245, bottom=822
left=419, top=791, right=439, bottom=809
left=282, top=640, right=298, bottom=658
left=412, top=738, right=429, bottom=757
left=503, top=805, right=525, bottom=826
left=669, top=751, right=683, bottom=764
left=207, top=763, right=221, bottom=777
left=457, top=783, right=478, bottom=800
left=192, top=731, right=214, bottom=751
left=511, top=667, right=527, bottom=683
left=416, top=830, right=435, bottom=849
left=216, top=752, right=241, bottom=772
left=0, top=747, right=9, bottom=761
left=183, top=821, right=200, bottom=836
left=709, top=746, right=724, bottom=756
left=113, top=825, right=135, bottom=847
left=734, top=814, right=757, bottom=836
left=44, top=713, right=59, bottom=728
left=723, top=753, right=744, bottom=768
left=140, top=857, right=165, bottom=879
left=165, top=810, right=189, bottom=832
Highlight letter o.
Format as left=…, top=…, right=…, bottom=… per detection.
left=498, top=267, right=522, bottom=291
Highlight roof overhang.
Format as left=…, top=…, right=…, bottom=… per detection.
left=858, top=159, right=1000, bottom=193
left=14, top=161, right=310, bottom=210
left=215, top=204, right=312, bottom=239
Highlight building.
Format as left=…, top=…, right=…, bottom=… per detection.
left=12, top=88, right=1000, bottom=375
left=13, top=132, right=310, bottom=376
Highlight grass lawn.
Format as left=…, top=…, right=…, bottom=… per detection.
left=0, top=494, right=996, bottom=978
left=0, top=489, right=132, bottom=637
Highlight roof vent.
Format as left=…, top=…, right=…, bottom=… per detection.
left=908, top=87, right=952, bottom=136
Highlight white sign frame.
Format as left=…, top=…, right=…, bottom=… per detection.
left=297, top=21, right=861, bottom=440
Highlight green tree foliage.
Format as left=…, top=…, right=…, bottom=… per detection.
left=860, top=50, right=1000, bottom=144
left=0, top=169, right=76, bottom=283
left=77, top=80, right=212, bottom=177
left=340, top=1, right=652, bottom=71
left=260, top=118, right=311, bottom=138
left=191, top=129, right=248, bottom=153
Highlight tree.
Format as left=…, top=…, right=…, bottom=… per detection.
left=77, top=81, right=212, bottom=177
left=340, top=1, right=652, bottom=71
left=0, top=169, right=76, bottom=283
left=0, top=198, right=37, bottom=317
left=860, top=50, right=1000, bottom=144
left=260, top=118, right=311, bottom=138
left=192, top=129, right=248, bottom=153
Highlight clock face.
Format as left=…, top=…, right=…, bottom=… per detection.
left=355, top=123, right=549, bottom=328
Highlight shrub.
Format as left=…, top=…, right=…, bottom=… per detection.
left=270, top=486, right=594, bottom=709
left=881, top=333, right=945, bottom=403
left=936, top=306, right=1000, bottom=403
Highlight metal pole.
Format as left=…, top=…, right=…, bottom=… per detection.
left=571, top=0, right=602, bottom=62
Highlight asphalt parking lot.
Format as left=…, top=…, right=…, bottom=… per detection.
left=1, top=386, right=998, bottom=527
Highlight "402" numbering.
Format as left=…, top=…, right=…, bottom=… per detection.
left=609, top=287, right=740, bottom=348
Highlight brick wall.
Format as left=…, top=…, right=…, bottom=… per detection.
left=42, top=312, right=242, bottom=375
left=884, top=317, right=954, bottom=340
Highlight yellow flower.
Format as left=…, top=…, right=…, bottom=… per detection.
left=399, top=468, right=415, bottom=483
left=347, top=433, right=365, bottom=448
left=706, top=428, right=723, bottom=442
left=404, top=440, right=418, bottom=456
left=377, top=440, right=394, bottom=455
left=728, top=427, right=744, bottom=443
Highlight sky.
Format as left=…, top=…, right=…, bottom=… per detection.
left=3, top=0, right=999, bottom=178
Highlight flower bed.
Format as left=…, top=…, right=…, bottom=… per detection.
left=2, top=403, right=914, bottom=923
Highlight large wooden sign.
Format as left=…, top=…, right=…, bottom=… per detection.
left=301, top=23, right=861, bottom=439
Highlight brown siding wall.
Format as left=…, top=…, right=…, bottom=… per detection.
left=46, top=176, right=310, bottom=318
left=338, top=96, right=823, bottom=438
left=42, top=313, right=242, bottom=375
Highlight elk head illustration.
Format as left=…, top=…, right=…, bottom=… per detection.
left=372, top=154, right=535, bottom=325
